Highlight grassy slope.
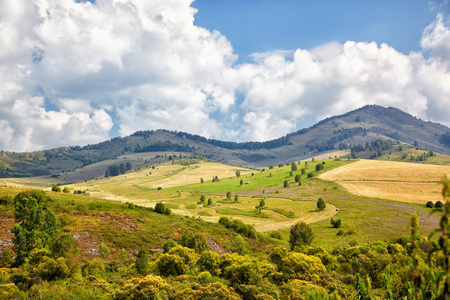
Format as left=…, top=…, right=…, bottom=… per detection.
left=348, top=142, right=450, bottom=165
left=66, top=159, right=351, bottom=232
left=0, top=188, right=281, bottom=261
left=0, top=157, right=444, bottom=256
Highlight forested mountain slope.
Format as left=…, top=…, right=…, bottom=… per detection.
left=0, top=105, right=449, bottom=178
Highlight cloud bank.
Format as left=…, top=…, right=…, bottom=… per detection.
left=1, top=0, right=450, bottom=151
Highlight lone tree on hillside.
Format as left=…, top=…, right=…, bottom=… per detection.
left=289, top=221, right=314, bottom=250
left=257, top=199, right=265, bottom=209
left=291, top=162, right=297, bottom=171
left=317, top=198, right=326, bottom=211
left=12, top=190, right=57, bottom=266
left=181, top=230, right=196, bottom=249
left=235, top=170, right=241, bottom=178
left=135, top=247, right=150, bottom=275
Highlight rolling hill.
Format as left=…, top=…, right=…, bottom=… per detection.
left=0, top=105, right=449, bottom=179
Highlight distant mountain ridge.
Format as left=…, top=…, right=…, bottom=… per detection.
left=0, top=105, right=449, bottom=178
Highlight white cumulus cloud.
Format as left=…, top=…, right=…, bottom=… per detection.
left=0, top=0, right=449, bottom=151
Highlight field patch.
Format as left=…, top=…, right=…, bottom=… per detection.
left=137, top=162, right=252, bottom=189
left=319, top=160, right=450, bottom=203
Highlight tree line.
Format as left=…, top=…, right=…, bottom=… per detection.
left=105, top=162, right=132, bottom=177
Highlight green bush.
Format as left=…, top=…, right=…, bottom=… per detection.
left=98, top=242, right=111, bottom=259
left=197, top=251, right=221, bottom=276
left=31, top=256, right=72, bottom=281
left=231, top=235, right=248, bottom=255
left=269, top=231, right=283, bottom=240
left=163, top=239, right=177, bottom=254
left=290, top=222, right=314, bottom=250
left=135, top=247, right=150, bottom=276
left=281, top=252, right=326, bottom=283
left=114, top=275, right=169, bottom=300
left=81, top=259, right=106, bottom=277
left=317, top=198, right=326, bottom=211
left=154, top=202, right=171, bottom=215
left=50, top=232, right=79, bottom=259
left=0, top=194, right=12, bottom=205
left=219, top=217, right=257, bottom=239
left=156, top=246, right=197, bottom=277
left=331, top=218, right=341, bottom=228
left=218, top=216, right=231, bottom=227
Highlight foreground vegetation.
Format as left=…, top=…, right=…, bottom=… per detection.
left=0, top=175, right=449, bottom=299
left=1, top=153, right=449, bottom=298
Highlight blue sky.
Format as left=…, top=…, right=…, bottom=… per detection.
left=1, top=0, right=450, bottom=151
left=193, top=0, right=437, bottom=62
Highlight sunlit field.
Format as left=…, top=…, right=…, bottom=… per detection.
left=319, top=159, right=450, bottom=203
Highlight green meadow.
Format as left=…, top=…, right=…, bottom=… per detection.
left=47, top=157, right=439, bottom=248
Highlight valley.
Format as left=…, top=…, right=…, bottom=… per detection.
left=2, top=156, right=443, bottom=243
left=1, top=105, right=450, bottom=299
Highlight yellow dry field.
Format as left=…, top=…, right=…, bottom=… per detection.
left=319, top=160, right=450, bottom=204
left=1, top=177, right=63, bottom=189
left=69, top=162, right=252, bottom=199
left=137, top=163, right=252, bottom=189
left=303, top=150, right=350, bottom=162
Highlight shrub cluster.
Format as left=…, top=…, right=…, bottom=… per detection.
left=154, top=202, right=171, bottom=215
left=330, top=218, right=342, bottom=228
left=218, top=217, right=257, bottom=239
